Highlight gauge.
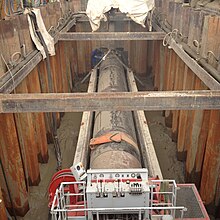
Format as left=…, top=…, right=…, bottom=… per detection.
left=115, top=173, right=120, bottom=178
left=131, top=173, right=135, bottom=178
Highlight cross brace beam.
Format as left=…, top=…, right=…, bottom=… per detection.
left=58, top=32, right=166, bottom=41
left=0, top=90, right=219, bottom=113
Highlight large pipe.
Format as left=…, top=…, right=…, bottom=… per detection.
left=90, top=54, right=142, bottom=169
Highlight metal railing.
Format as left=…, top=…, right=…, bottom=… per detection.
left=150, top=179, right=182, bottom=219
left=50, top=180, right=186, bottom=220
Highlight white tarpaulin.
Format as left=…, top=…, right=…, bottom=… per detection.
left=26, top=8, right=55, bottom=59
left=86, top=0, right=155, bottom=31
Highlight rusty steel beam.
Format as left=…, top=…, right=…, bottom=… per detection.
left=77, top=14, right=131, bottom=23
left=58, top=32, right=166, bottom=41
left=73, top=69, right=97, bottom=167
left=0, top=51, right=42, bottom=94
left=126, top=69, right=163, bottom=179
left=169, top=38, right=220, bottom=90
left=0, top=90, right=220, bottom=113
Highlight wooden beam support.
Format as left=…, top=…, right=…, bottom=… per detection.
left=58, top=32, right=166, bottom=41
left=0, top=90, right=220, bottom=113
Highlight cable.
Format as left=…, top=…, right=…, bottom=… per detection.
left=1, top=54, right=16, bottom=94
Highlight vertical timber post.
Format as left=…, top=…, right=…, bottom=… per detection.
left=0, top=114, right=29, bottom=216
left=26, top=68, right=49, bottom=163
left=200, top=110, right=220, bottom=215
left=14, top=79, right=40, bottom=186
left=0, top=186, right=7, bottom=220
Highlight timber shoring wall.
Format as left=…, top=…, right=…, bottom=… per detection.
left=153, top=0, right=220, bottom=216
left=0, top=0, right=220, bottom=218
left=0, top=1, right=77, bottom=217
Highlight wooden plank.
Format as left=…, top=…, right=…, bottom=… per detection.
left=73, top=69, right=97, bottom=167
left=177, top=67, right=196, bottom=161
left=0, top=186, right=7, bottom=220
left=159, top=42, right=165, bottom=91
left=0, top=27, right=7, bottom=77
left=72, top=0, right=81, bottom=11
left=0, top=14, right=75, bottom=94
left=0, top=113, right=29, bottom=216
left=58, top=42, right=69, bottom=93
left=201, top=15, right=220, bottom=66
left=179, top=6, right=191, bottom=38
left=129, top=23, right=148, bottom=75
left=171, top=56, right=185, bottom=142
left=165, top=50, right=176, bottom=127
left=187, top=10, right=205, bottom=51
left=14, top=79, right=40, bottom=186
left=184, top=69, right=197, bottom=152
left=40, top=6, right=50, bottom=31
left=54, top=44, right=63, bottom=93
left=163, top=46, right=171, bottom=91
left=0, top=90, right=220, bottom=113
left=17, top=14, right=35, bottom=56
left=153, top=41, right=160, bottom=90
left=167, top=1, right=175, bottom=28
left=37, top=60, right=53, bottom=143
left=200, top=110, right=220, bottom=213
left=59, top=32, right=166, bottom=41
left=49, top=48, right=61, bottom=126
left=75, top=24, right=88, bottom=74
left=185, top=77, right=205, bottom=183
left=127, top=69, right=163, bottom=179
left=26, top=67, right=49, bottom=163
left=168, top=50, right=178, bottom=131
left=0, top=19, right=20, bottom=78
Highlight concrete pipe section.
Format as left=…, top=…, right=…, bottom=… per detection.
left=90, top=53, right=142, bottom=169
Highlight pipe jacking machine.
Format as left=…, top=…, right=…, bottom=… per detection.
left=48, top=50, right=209, bottom=220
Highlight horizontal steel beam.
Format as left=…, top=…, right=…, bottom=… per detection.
left=58, top=32, right=166, bottom=41
left=77, top=15, right=131, bottom=23
left=0, top=90, right=219, bottom=113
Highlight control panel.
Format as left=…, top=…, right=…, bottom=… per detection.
left=86, top=169, right=150, bottom=219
